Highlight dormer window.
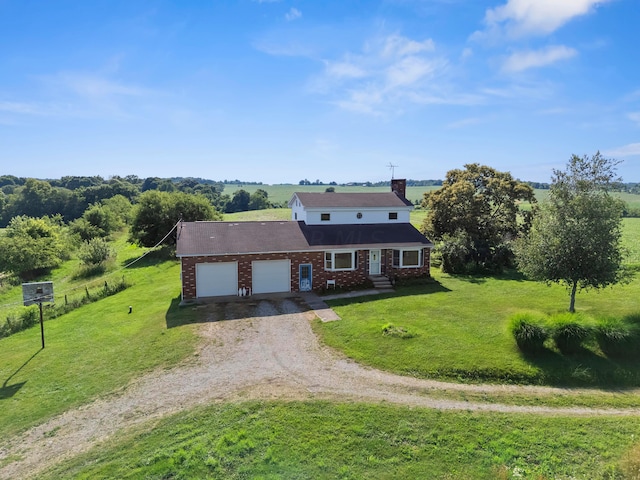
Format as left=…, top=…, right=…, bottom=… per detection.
left=389, top=212, right=398, bottom=220
left=321, top=213, right=331, bottom=221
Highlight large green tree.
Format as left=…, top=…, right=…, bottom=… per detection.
left=225, top=189, right=251, bottom=213
left=130, top=191, right=220, bottom=247
left=422, top=164, right=536, bottom=273
left=0, top=215, right=69, bottom=278
left=515, top=152, right=627, bottom=312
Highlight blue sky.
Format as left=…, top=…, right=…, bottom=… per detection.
left=1, top=0, right=639, bottom=184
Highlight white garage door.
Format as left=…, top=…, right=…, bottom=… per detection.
left=196, top=262, right=238, bottom=297
left=252, top=260, right=291, bottom=294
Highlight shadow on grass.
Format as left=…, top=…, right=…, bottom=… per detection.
left=449, top=269, right=529, bottom=284
left=0, top=381, right=26, bottom=399
left=326, top=279, right=451, bottom=307
left=1, top=349, right=41, bottom=400
left=519, top=346, right=640, bottom=389
left=165, top=294, right=315, bottom=329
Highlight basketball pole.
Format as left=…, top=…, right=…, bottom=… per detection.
left=39, top=302, right=45, bottom=349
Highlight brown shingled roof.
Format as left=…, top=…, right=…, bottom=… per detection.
left=292, top=192, right=413, bottom=208
left=176, top=221, right=432, bottom=257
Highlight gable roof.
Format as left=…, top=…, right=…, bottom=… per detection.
left=176, top=221, right=432, bottom=257
left=290, top=192, right=413, bottom=208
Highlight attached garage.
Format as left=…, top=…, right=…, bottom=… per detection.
left=252, top=260, right=291, bottom=294
left=196, top=262, right=238, bottom=297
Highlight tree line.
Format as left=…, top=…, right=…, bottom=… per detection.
left=0, top=175, right=280, bottom=227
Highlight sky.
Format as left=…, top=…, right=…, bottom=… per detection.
left=1, top=0, right=639, bottom=184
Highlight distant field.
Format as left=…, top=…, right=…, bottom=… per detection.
left=223, top=184, right=640, bottom=212
left=532, top=189, right=640, bottom=211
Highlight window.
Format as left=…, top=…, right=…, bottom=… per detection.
left=388, top=212, right=398, bottom=220
left=357, top=212, right=363, bottom=219
left=325, top=251, right=356, bottom=270
left=321, top=213, right=331, bottom=221
left=392, top=249, right=422, bottom=268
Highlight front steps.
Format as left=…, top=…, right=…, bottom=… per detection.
left=369, top=275, right=393, bottom=289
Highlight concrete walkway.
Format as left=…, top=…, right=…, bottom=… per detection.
left=300, top=288, right=394, bottom=322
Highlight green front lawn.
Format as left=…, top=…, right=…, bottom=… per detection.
left=0, top=259, right=200, bottom=440
left=41, top=401, right=640, bottom=480
left=317, top=267, right=640, bottom=387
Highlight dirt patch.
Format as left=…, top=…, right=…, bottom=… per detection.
left=2, top=296, right=640, bottom=479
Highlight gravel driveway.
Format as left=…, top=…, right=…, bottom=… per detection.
left=2, top=296, right=640, bottom=479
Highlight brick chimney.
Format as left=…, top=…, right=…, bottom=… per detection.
left=391, top=178, right=407, bottom=199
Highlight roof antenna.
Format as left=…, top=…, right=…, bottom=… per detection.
left=387, top=162, right=398, bottom=180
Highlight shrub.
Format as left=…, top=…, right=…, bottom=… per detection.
left=0, top=305, right=39, bottom=339
left=595, top=316, right=639, bottom=358
left=438, top=232, right=472, bottom=274
left=508, top=312, right=548, bottom=352
left=549, top=313, right=593, bottom=354
left=78, top=238, right=114, bottom=266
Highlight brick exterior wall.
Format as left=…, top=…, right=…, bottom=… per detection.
left=180, top=247, right=431, bottom=300
left=380, top=248, right=431, bottom=281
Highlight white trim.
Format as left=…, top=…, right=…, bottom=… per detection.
left=324, top=249, right=357, bottom=271
left=369, top=249, right=381, bottom=275
left=177, top=244, right=432, bottom=258
left=392, top=248, right=423, bottom=268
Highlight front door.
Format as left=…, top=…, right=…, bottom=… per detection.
left=369, top=250, right=381, bottom=275
left=299, top=264, right=312, bottom=291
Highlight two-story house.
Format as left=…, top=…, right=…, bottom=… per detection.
left=176, top=179, right=433, bottom=301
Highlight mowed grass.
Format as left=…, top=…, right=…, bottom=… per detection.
left=0, top=257, right=201, bottom=440
left=622, top=216, right=640, bottom=267
left=318, top=271, right=640, bottom=386
left=316, top=220, right=640, bottom=387
left=41, top=401, right=640, bottom=480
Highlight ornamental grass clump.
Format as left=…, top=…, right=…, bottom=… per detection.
left=595, top=316, right=639, bottom=358
left=381, top=323, right=416, bottom=339
left=508, top=312, right=548, bottom=353
left=549, top=313, right=593, bottom=354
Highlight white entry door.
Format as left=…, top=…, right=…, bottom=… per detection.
left=369, top=250, right=381, bottom=275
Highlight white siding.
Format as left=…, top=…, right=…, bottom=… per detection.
left=305, top=208, right=411, bottom=225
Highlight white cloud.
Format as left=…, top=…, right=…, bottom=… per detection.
left=381, top=35, right=434, bottom=58
left=628, top=112, right=640, bottom=126
left=0, top=99, right=84, bottom=118
left=386, top=56, right=437, bottom=87
left=324, top=60, right=367, bottom=79
left=474, top=0, right=612, bottom=39
left=52, top=73, right=151, bottom=99
left=447, top=117, right=484, bottom=129
left=604, top=143, right=640, bottom=157
left=502, top=45, right=577, bottom=72
left=0, top=101, right=45, bottom=115
left=285, top=7, right=301, bottom=21
left=313, top=33, right=455, bottom=115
